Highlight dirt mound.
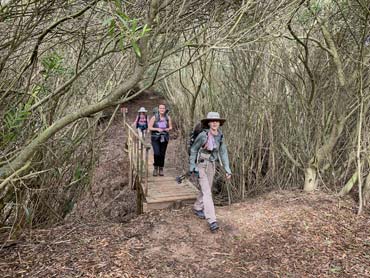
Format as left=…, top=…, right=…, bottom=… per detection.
left=2, top=191, right=369, bottom=277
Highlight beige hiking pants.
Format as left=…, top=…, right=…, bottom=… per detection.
left=194, top=159, right=216, bottom=224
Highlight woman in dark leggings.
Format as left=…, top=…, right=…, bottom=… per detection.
left=148, top=104, right=172, bottom=176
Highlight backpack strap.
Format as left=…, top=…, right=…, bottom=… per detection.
left=135, top=114, right=139, bottom=128
left=218, top=132, right=224, bottom=167
left=202, top=131, right=208, bottom=148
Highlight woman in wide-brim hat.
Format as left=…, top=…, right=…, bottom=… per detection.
left=189, top=111, right=232, bottom=233
left=134, top=107, right=149, bottom=139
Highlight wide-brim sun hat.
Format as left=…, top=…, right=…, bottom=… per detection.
left=201, top=112, right=226, bottom=126
left=138, top=107, right=148, bottom=113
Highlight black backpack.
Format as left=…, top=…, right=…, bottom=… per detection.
left=187, top=122, right=204, bottom=155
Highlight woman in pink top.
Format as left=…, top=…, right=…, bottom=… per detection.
left=148, top=104, right=172, bottom=176
left=133, top=107, right=149, bottom=139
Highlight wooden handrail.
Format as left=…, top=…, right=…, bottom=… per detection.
left=124, top=122, right=151, bottom=196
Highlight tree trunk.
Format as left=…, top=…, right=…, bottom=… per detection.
left=339, top=172, right=358, bottom=197
left=304, top=167, right=317, bottom=192
left=363, top=173, right=370, bottom=206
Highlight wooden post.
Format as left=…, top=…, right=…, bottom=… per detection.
left=128, top=132, right=133, bottom=189
left=145, top=146, right=149, bottom=196
left=136, top=179, right=143, bottom=214
left=139, top=141, right=143, bottom=184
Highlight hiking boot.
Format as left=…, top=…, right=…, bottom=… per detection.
left=153, top=166, right=158, bottom=176
left=159, top=167, right=164, bottom=176
left=209, top=222, right=219, bottom=233
left=193, top=209, right=205, bottom=219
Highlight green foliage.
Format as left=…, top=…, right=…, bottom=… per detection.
left=41, top=52, right=67, bottom=76
left=1, top=103, right=31, bottom=146
left=102, top=1, right=151, bottom=57
left=0, top=84, right=43, bottom=147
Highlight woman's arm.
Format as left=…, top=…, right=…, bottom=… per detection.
left=133, top=115, right=138, bottom=126
left=219, top=142, right=232, bottom=175
left=166, top=116, right=173, bottom=131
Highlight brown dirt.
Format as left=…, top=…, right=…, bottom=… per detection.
left=1, top=92, right=369, bottom=278
left=1, top=192, right=369, bottom=277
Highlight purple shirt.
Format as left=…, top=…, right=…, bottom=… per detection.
left=157, top=119, right=167, bottom=129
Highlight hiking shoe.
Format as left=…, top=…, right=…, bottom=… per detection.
left=153, top=166, right=158, bottom=176
left=159, top=167, right=164, bottom=176
left=193, top=209, right=205, bottom=219
left=209, top=222, right=219, bottom=232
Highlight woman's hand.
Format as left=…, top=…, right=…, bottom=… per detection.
left=226, top=173, right=232, bottom=180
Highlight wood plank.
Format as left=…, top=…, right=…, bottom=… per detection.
left=146, top=182, right=198, bottom=190
left=147, top=186, right=197, bottom=193
left=148, top=176, right=179, bottom=183
left=146, top=194, right=197, bottom=203
left=147, top=192, right=197, bottom=199
left=147, top=189, right=196, bottom=195
left=144, top=199, right=194, bottom=211
left=148, top=187, right=196, bottom=192
left=148, top=184, right=198, bottom=192
left=148, top=189, right=197, bottom=196
left=148, top=186, right=195, bottom=190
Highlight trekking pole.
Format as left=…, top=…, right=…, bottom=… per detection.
left=226, top=179, right=232, bottom=206
left=175, top=174, right=186, bottom=184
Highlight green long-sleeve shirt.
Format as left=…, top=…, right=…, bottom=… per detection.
left=189, top=129, right=232, bottom=174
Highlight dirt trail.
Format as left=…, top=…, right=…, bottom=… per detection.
left=1, top=91, right=369, bottom=278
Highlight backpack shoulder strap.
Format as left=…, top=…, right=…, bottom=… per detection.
left=154, top=112, right=159, bottom=123
left=200, top=130, right=208, bottom=148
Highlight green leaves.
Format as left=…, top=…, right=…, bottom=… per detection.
left=131, top=40, right=141, bottom=57
left=102, top=3, right=151, bottom=58
left=2, top=103, right=31, bottom=146
left=41, top=52, right=66, bottom=76
left=0, top=85, right=40, bottom=147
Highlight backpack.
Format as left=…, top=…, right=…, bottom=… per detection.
left=187, top=122, right=223, bottom=155
left=187, top=122, right=204, bottom=155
